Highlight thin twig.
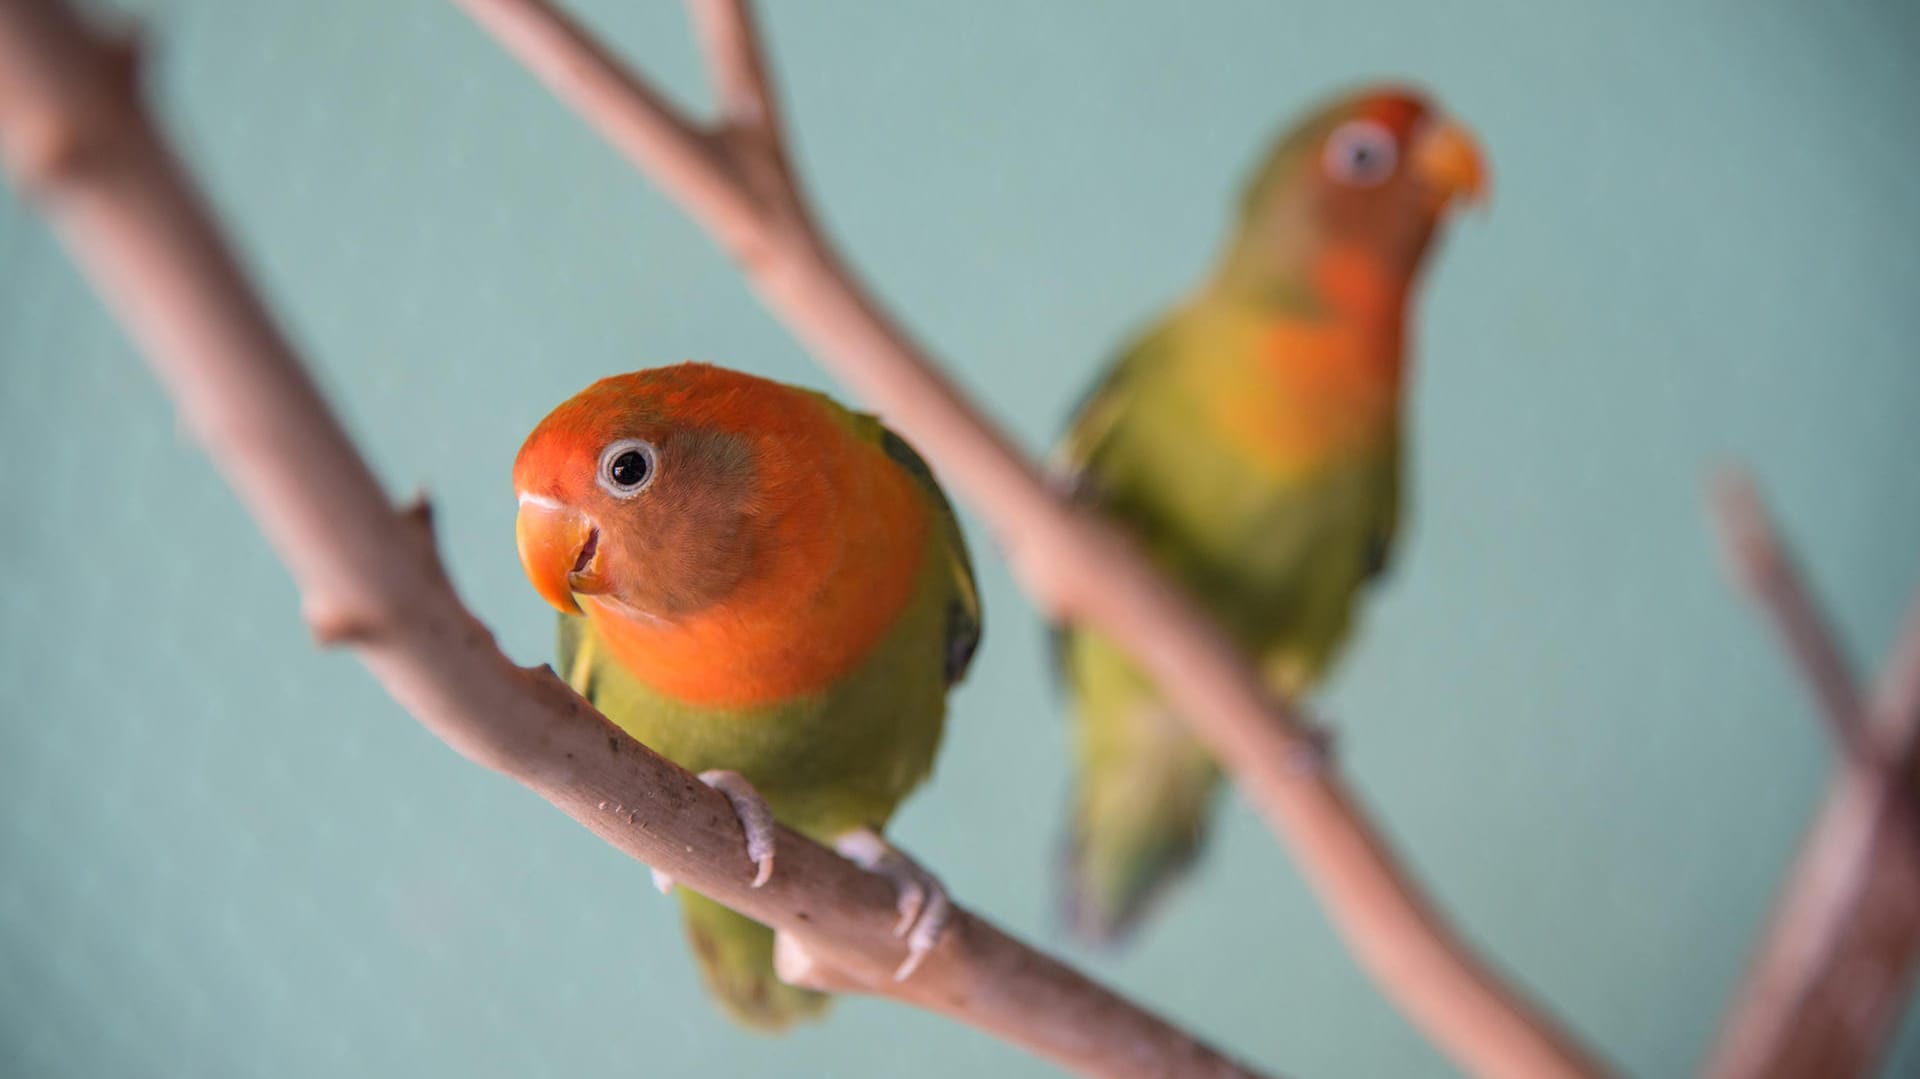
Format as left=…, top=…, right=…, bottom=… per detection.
left=447, top=3, right=1615, bottom=1078
left=0, top=4, right=1274, bottom=1077
left=1711, top=471, right=1872, bottom=755
left=1878, top=594, right=1920, bottom=743
left=1706, top=589, right=1920, bottom=1079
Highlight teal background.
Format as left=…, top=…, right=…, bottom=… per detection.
left=3, top=1, right=1918, bottom=1076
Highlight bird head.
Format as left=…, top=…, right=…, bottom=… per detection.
left=512, top=364, right=765, bottom=619
left=1225, top=84, right=1489, bottom=301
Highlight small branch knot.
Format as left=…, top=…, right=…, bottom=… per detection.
left=393, top=491, right=462, bottom=591
left=304, top=600, right=380, bottom=647
left=1284, top=723, right=1337, bottom=777
left=399, top=491, right=434, bottom=532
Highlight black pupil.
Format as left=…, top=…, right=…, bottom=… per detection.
left=609, top=449, right=649, bottom=487
left=1351, top=144, right=1378, bottom=170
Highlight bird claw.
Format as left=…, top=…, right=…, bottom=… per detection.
left=699, top=770, right=776, bottom=888
left=650, top=867, right=676, bottom=895
left=834, top=827, right=952, bottom=981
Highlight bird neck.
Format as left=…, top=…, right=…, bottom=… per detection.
left=1183, top=247, right=1414, bottom=478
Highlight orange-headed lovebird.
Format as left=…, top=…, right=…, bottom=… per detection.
left=1053, top=86, right=1488, bottom=943
left=514, top=363, right=982, bottom=1029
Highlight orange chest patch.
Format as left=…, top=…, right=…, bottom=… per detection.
left=1214, top=319, right=1405, bottom=476
left=588, top=436, right=933, bottom=709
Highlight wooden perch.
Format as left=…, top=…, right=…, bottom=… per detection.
left=1707, top=473, right=1920, bottom=1079
left=448, top=2, right=1614, bottom=1077
left=0, top=3, right=1272, bottom=1077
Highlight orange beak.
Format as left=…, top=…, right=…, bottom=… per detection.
left=514, top=496, right=603, bottom=616
left=1413, top=118, right=1489, bottom=210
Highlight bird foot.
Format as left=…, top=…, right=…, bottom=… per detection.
left=833, top=827, right=952, bottom=981
left=700, top=769, right=776, bottom=888
left=650, top=867, right=676, bottom=895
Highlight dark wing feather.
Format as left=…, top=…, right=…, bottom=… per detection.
left=879, top=427, right=983, bottom=687
left=1360, top=436, right=1404, bottom=585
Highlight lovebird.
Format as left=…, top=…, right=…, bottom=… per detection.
left=513, top=363, right=982, bottom=1029
left=1053, top=86, right=1488, bottom=943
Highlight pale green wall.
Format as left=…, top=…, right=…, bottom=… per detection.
left=4, top=2, right=1919, bottom=1077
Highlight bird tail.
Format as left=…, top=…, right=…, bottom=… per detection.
left=678, top=889, right=830, bottom=1031
left=1055, top=625, right=1222, bottom=945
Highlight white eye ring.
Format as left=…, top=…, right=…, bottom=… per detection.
left=596, top=439, right=658, bottom=499
left=1323, top=120, right=1399, bottom=187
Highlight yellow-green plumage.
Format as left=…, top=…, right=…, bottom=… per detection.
left=1054, top=85, right=1481, bottom=942
left=556, top=514, right=968, bottom=843
left=1056, top=307, right=1401, bottom=942
left=559, top=522, right=964, bottom=1025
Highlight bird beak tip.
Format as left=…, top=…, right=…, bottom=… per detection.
left=1416, top=118, right=1489, bottom=213
left=515, top=499, right=594, bottom=616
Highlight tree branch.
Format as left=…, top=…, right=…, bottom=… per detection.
left=446, top=3, right=1615, bottom=1078
left=1706, top=592, right=1920, bottom=1079
left=0, top=3, right=1273, bottom=1077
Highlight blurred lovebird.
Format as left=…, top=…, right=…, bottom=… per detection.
left=513, top=363, right=982, bottom=1029
left=1053, top=86, right=1488, bottom=943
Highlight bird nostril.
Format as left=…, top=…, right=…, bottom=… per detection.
left=572, top=528, right=599, bottom=575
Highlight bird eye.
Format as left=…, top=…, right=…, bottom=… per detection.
left=1323, top=120, right=1398, bottom=187
left=596, top=439, right=657, bottom=498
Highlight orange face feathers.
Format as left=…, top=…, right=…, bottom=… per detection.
left=514, top=366, right=767, bottom=619
left=513, top=363, right=933, bottom=707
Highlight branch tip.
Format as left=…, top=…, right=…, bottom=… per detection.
left=1709, top=469, right=1783, bottom=597
left=399, top=492, right=437, bottom=540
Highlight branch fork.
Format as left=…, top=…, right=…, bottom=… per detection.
left=1706, top=470, right=1920, bottom=1078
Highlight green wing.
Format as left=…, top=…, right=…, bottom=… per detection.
left=878, top=426, right=982, bottom=687
left=1053, top=317, right=1176, bottom=505
left=1362, top=432, right=1403, bottom=584
left=1046, top=318, right=1179, bottom=677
